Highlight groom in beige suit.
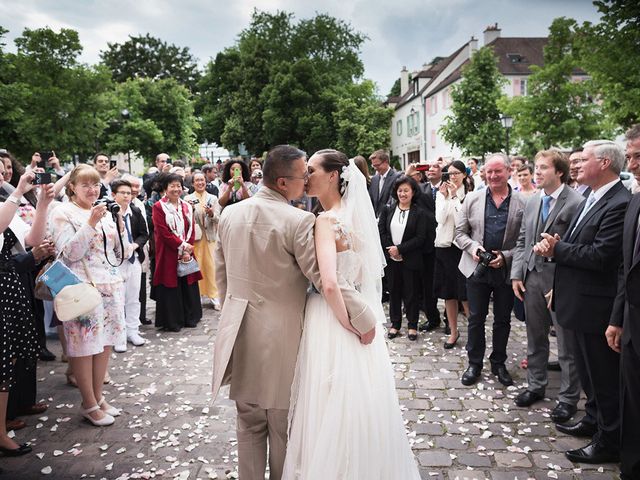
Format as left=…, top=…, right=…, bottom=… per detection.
left=212, top=145, right=376, bottom=480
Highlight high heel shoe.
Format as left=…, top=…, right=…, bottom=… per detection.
left=444, top=332, right=460, bottom=349
left=80, top=405, right=114, bottom=426
left=98, top=397, right=121, bottom=417
left=0, top=443, right=32, bottom=456
left=387, top=329, right=400, bottom=339
left=407, top=330, right=418, bottom=341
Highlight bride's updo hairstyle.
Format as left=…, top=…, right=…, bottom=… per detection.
left=314, top=149, right=350, bottom=195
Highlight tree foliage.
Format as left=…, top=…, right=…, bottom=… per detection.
left=499, top=17, right=611, bottom=158
left=439, top=46, right=507, bottom=158
left=576, top=0, right=640, bottom=128
left=198, top=10, right=389, bottom=156
left=100, top=34, right=200, bottom=91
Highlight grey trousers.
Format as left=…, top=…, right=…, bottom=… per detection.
left=523, top=268, right=580, bottom=405
left=236, top=401, right=288, bottom=480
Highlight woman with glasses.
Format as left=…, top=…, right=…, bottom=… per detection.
left=49, top=164, right=132, bottom=426
left=434, top=160, right=471, bottom=349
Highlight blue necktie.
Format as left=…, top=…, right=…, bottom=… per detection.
left=432, top=185, right=437, bottom=202
left=124, top=214, right=135, bottom=264
left=571, top=193, right=596, bottom=236
left=541, top=195, right=552, bottom=223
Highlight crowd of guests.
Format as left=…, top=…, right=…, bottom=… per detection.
left=1, top=125, right=639, bottom=478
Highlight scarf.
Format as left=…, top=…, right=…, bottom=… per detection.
left=159, top=196, right=194, bottom=249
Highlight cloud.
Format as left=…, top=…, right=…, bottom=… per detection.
left=1, top=0, right=601, bottom=94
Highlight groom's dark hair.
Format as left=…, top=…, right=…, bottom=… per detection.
left=263, top=145, right=307, bottom=186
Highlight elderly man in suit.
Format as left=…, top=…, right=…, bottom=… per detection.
left=510, top=149, right=583, bottom=422
left=607, top=125, right=640, bottom=480
left=535, top=140, right=630, bottom=464
left=368, top=149, right=398, bottom=218
left=455, top=153, right=525, bottom=387
left=212, top=145, right=376, bottom=480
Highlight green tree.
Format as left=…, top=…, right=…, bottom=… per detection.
left=440, top=46, right=507, bottom=157
left=576, top=0, right=640, bottom=128
left=99, top=78, right=199, bottom=161
left=199, top=10, right=375, bottom=156
left=499, top=17, right=610, bottom=158
left=0, top=27, right=113, bottom=161
left=388, top=78, right=401, bottom=97
left=100, top=34, right=200, bottom=91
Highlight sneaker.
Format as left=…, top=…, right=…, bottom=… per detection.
left=114, top=344, right=127, bottom=353
left=127, top=333, right=146, bottom=347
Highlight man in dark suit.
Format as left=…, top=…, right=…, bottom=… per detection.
left=202, top=163, right=220, bottom=197
left=368, top=149, right=399, bottom=218
left=112, top=179, right=149, bottom=352
left=607, top=125, right=640, bottom=479
left=511, top=149, right=583, bottom=422
left=535, top=140, right=631, bottom=464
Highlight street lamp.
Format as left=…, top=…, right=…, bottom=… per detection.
left=500, top=114, right=514, bottom=155
left=121, top=109, right=131, bottom=173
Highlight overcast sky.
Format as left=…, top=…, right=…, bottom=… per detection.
left=1, top=0, right=602, bottom=96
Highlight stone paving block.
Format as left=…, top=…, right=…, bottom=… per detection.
left=490, top=471, right=534, bottom=480
left=433, top=398, right=464, bottom=411
left=415, top=422, right=446, bottom=436
left=435, top=435, right=471, bottom=450
left=419, top=450, right=454, bottom=467
left=531, top=452, right=575, bottom=469
left=494, top=452, right=533, bottom=468
left=456, top=452, right=493, bottom=467
left=447, top=468, right=489, bottom=479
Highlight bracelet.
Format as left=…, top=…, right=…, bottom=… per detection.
left=6, top=195, right=20, bottom=206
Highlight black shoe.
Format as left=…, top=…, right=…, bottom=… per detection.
left=408, top=333, right=418, bottom=341
left=0, top=443, right=32, bottom=456
left=547, top=361, right=561, bottom=371
left=551, top=402, right=577, bottom=424
left=514, top=390, right=544, bottom=407
left=491, top=365, right=514, bottom=386
left=38, top=347, right=56, bottom=362
left=419, top=321, right=440, bottom=332
left=388, top=329, right=400, bottom=339
left=565, top=440, right=619, bottom=464
left=140, top=318, right=152, bottom=325
left=461, top=365, right=482, bottom=386
left=443, top=323, right=451, bottom=335
left=444, top=332, right=460, bottom=349
left=555, top=419, right=597, bottom=438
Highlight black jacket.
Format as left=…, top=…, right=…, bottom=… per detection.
left=129, top=204, right=149, bottom=264
left=378, top=203, right=428, bottom=270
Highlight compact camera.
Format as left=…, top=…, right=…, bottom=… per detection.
left=473, top=248, right=497, bottom=277
left=33, top=172, right=53, bottom=185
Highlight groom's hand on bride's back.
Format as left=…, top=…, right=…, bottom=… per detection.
left=360, top=327, right=376, bottom=345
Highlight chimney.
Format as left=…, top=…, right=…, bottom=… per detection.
left=484, top=23, right=501, bottom=45
left=468, top=36, right=478, bottom=57
left=400, top=66, right=409, bottom=96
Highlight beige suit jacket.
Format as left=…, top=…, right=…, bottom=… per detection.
left=212, top=187, right=376, bottom=410
left=455, top=187, right=525, bottom=281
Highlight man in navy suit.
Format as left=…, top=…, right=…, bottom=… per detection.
left=607, top=124, right=640, bottom=479
left=368, top=150, right=399, bottom=219
left=535, top=140, right=631, bottom=464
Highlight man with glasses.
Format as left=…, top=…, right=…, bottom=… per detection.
left=368, top=150, right=399, bottom=218
left=111, top=179, right=149, bottom=352
left=534, top=140, right=630, bottom=464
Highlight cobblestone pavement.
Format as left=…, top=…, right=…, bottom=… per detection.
left=4, top=299, right=621, bottom=480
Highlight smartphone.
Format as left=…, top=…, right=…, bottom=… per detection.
left=441, top=172, right=450, bottom=183
left=39, top=151, right=53, bottom=168
left=33, top=172, right=53, bottom=185
left=109, top=159, right=117, bottom=169
left=233, top=167, right=241, bottom=190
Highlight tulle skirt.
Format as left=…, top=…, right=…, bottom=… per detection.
left=282, top=293, right=421, bottom=480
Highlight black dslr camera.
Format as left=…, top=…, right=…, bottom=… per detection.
left=93, top=198, right=120, bottom=221
left=473, top=248, right=497, bottom=277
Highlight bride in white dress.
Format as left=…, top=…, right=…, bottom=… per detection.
left=282, top=149, right=421, bottom=479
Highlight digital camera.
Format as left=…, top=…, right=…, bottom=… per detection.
left=473, top=248, right=497, bottom=277
left=93, top=198, right=121, bottom=217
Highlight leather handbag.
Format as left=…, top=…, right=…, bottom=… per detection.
left=177, top=257, right=200, bottom=277
left=53, top=258, right=102, bottom=322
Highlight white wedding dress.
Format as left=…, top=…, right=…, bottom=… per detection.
left=282, top=244, right=421, bottom=479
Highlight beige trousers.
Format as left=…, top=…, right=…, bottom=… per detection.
left=236, top=401, right=288, bottom=480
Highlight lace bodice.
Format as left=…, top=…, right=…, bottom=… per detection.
left=319, top=210, right=363, bottom=288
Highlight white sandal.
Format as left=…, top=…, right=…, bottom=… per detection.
left=80, top=405, right=114, bottom=426
left=98, top=397, right=121, bottom=417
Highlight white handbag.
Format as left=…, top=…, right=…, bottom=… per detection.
left=53, top=258, right=102, bottom=322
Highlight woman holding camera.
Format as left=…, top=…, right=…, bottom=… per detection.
left=378, top=175, right=428, bottom=341
left=152, top=173, right=203, bottom=331
left=0, top=170, right=53, bottom=456
left=218, top=160, right=251, bottom=209
left=434, top=160, right=471, bottom=349
left=184, top=172, right=220, bottom=309
left=49, top=164, right=131, bottom=426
